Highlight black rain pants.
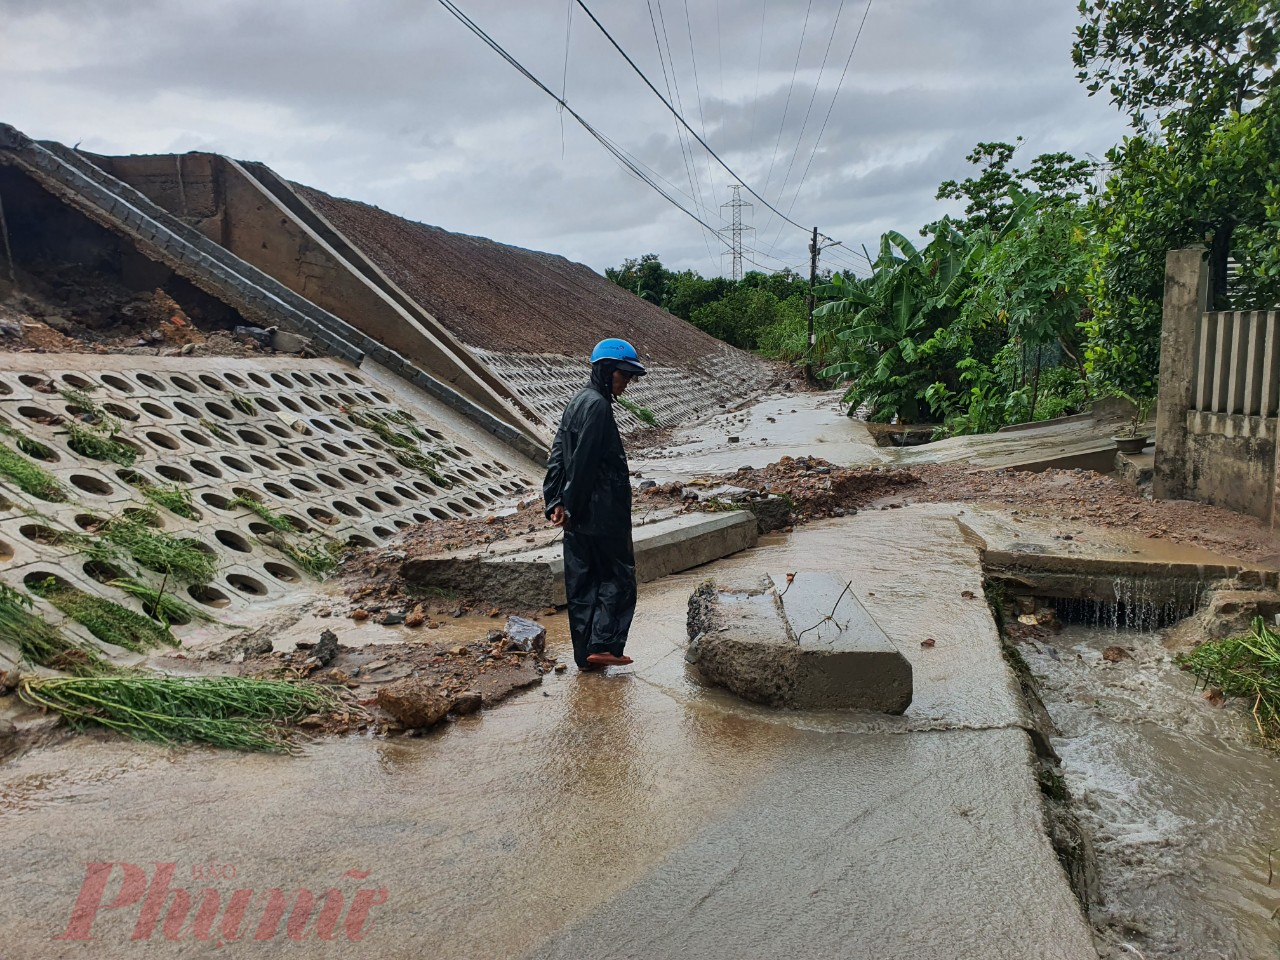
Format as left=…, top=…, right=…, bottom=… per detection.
left=563, top=528, right=637, bottom=668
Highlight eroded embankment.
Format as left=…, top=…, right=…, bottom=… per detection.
left=986, top=553, right=1280, bottom=960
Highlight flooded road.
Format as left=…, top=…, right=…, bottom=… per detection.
left=0, top=512, right=1095, bottom=960
left=1021, top=623, right=1280, bottom=959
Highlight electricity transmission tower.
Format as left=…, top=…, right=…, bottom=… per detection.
left=719, top=185, right=754, bottom=281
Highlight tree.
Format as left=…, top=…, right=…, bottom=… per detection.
left=1074, top=0, right=1280, bottom=307
left=604, top=253, right=668, bottom=304
left=1073, top=0, right=1280, bottom=135
left=927, top=139, right=1094, bottom=236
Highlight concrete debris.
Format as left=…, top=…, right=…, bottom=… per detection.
left=504, top=616, right=546, bottom=654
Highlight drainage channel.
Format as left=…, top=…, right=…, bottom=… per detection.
left=990, top=565, right=1280, bottom=959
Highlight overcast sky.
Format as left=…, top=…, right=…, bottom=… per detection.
left=2, top=0, right=1131, bottom=279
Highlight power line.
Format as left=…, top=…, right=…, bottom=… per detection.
left=758, top=0, right=876, bottom=262
left=759, top=0, right=814, bottom=217
left=573, top=0, right=815, bottom=236
left=749, top=0, right=768, bottom=150
left=770, top=0, right=846, bottom=220
left=681, top=0, right=718, bottom=206
left=646, top=0, right=719, bottom=271
left=435, top=0, right=736, bottom=251
left=782, top=0, right=874, bottom=224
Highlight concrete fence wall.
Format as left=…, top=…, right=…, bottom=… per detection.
left=1155, top=248, right=1280, bottom=522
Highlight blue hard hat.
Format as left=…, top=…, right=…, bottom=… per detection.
left=590, top=338, right=647, bottom=376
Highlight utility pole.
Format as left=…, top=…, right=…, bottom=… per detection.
left=719, top=185, right=753, bottom=282
left=805, top=226, right=841, bottom=384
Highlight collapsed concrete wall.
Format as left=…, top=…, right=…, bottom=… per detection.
left=90, top=145, right=773, bottom=439
left=90, top=152, right=547, bottom=443
left=0, top=124, right=546, bottom=463
left=295, top=185, right=775, bottom=431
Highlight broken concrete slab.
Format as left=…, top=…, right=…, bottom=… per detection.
left=401, top=510, right=759, bottom=606
left=687, top=571, right=913, bottom=713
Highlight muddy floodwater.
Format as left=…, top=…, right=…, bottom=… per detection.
left=1021, top=623, right=1280, bottom=959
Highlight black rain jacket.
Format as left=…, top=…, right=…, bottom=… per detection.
left=543, top=363, right=632, bottom=537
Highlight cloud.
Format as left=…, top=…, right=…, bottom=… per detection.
left=0, top=0, right=1131, bottom=276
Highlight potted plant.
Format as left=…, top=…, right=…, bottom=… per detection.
left=1112, top=392, right=1154, bottom=454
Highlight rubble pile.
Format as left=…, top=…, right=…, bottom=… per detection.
left=239, top=616, right=557, bottom=734
left=692, top=456, right=921, bottom=523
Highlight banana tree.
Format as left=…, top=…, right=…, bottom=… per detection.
left=815, top=228, right=980, bottom=422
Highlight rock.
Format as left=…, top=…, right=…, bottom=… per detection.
left=377, top=678, right=450, bottom=729
left=450, top=691, right=483, bottom=715
left=269, top=329, right=312, bottom=354
left=504, top=616, right=547, bottom=653
left=727, top=436, right=740, bottom=443
left=380, top=611, right=406, bottom=626
left=404, top=610, right=426, bottom=628
left=553, top=663, right=567, bottom=673
left=313, top=629, right=339, bottom=666
left=350, top=609, right=370, bottom=621
left=180, top=342, right=196, bottom=355
left=639, top=479, right=657, bottom=490
left=1102, top=646, right=1131, bottom=662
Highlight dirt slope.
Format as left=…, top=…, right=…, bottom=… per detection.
left=295, top=184, right=739, bottom=365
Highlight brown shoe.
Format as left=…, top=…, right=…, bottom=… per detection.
left=586, top=652, right=633, bottom=667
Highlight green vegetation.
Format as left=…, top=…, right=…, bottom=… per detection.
left=198, top=418, right=232, bottom=442
left=141, top=483, right=198, bottom=519
left=349, top=409, right=417, bottom=449
left=606, top=2, right=1280, bottom=436
left=393, top=449, right=453, bottom=487
left=30, top=577, right=176, bottom=653
left=65, top=421, right=137, bottom=466
left=17, top=675, right=339, bottom=752
left=347, top=406, right=454, bottom=486
left=0, top=443, right=66, bottom=501
left=0, top=422, right=56, bottom=461
left=109, top=577, right=211, bottom=625
left=230, top=393, right=256, bottom=416
left=0, top=583, right=107, bottom=675
left=101, top=515, right=217, bottom=584
left=230, top=495, right=292, bottom=532
left=283, top=539, right=343, bottom=580
left=1180, top=616, right=1280, bottom=743
left=617, top=396, right=658, bottom=426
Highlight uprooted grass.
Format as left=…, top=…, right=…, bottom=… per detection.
left=101, top=515, right=218, bottom=584
left=0, top=444, right=66, bottom=501
left=1181, top=616, right=1280, bottom=743
left=283, top=539, right=344, bottom=580
left=141, top=483, right=198, bottom=519
left=617, top=395, right=658, bottom=426
left=109, top=577, right=211, bottom=625
left=29, top=577, right=176, bottom=653
left=393, top=449, right=453, bottom=488
left=349, top=409, right=417, bottom=450
left=18, top=675, right=340, bottom=752
left=230, top=495, right=292, bottom=532
left=0, top=421, right=57, bottom=462
left=0, top=583, right=108, bottom=675
left=65, top=421, right=137, bottom=467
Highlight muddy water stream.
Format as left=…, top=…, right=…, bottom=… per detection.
left=1021, top=623, right=1280, bottom=958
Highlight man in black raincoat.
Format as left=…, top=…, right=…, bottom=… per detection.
left=543, top=338, right=646, bottom=669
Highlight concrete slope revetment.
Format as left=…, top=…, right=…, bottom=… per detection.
left=0, top=123, right=546, bottom=463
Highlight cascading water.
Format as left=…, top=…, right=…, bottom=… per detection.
left=1050, top=574, right=1208, bottom=631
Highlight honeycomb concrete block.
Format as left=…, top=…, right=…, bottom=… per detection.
left=687, top=571, right=913, bottom=714
left=0, top=355, right=538, bottom=641
left=401, top=510, right=759, bottom=607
